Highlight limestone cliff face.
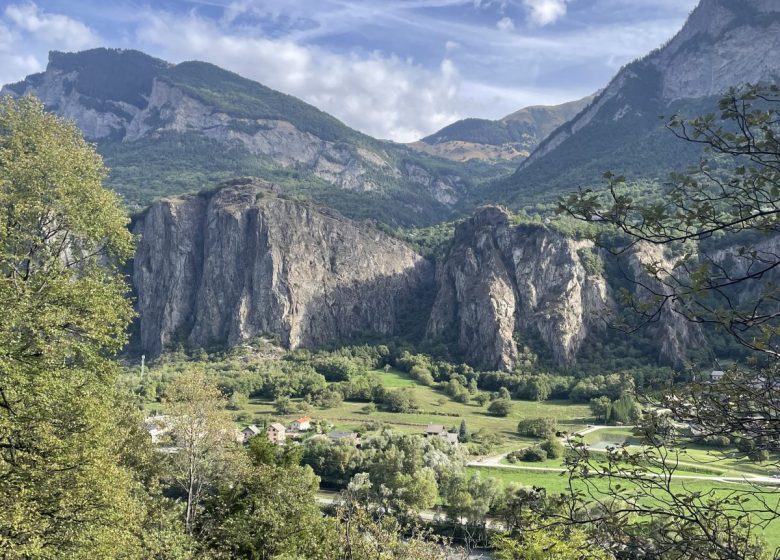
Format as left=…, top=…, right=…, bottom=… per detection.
left=427, top=207, right=612, bottom=370
left=427, top=207, right=705, bottom=371
left=623, top=243, right=707, bottom=367
left=133, top=180, right=434, bottom=358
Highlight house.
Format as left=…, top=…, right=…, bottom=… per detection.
left=144, top=415, right=172, bottom=444
left=710, top=370, right=726, bottom=382
left=423, top=424, right=458, bottom=445
left=242, top=425, right=262, bottom=443
left=441, top=432, right=459, bottom=445
left=290, top=416, right=312, bottom=432
left=267, top=422, right=287, bottom=445
left=328, top=431, right=361, bottom=446
left=425, top=424, right=446, bottom=438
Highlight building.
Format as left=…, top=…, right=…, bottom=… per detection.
left=290, top=416, right=312, bottom=432
left=425, top=424, right=446, bottom=437
left=267, top=422, right=287, bottom=445
left=242, top=425, right=262, bottom=443
left=710, top=370, right=726, bottom=382
left=144, top=415, right=172, bottom=444
left=441, top=432, right=459, bottom=445
left=424, top=424, right=458, bottom=445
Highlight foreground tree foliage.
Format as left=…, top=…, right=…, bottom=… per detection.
left=559, top=84, right=780, bottom=557
left=0, top=96, right=144, bottom=557
left=164, top=371, right=239, bottom=534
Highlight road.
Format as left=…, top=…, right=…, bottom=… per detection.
left=468, top=424, right=780, bottom=486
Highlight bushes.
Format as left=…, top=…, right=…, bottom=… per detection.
left=409, top=365, right=435, bottom=386
left=445, top=379, right=471, bottom=403
left=540, top=437, right=564, bottom=459
left=508, top=446, right=548, bottom=463
left=312, top=356, right=362, bottom=382
left=381, top=388, right=419, bottom=413
left=517, top=418, right=558, bottom=438
left=507, top=437, right=562, bottom=463
left=487, top=398, right=513, bottom=417
left=590, top=394, right=641, bottom=425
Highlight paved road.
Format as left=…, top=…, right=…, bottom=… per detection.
left=468, top=425, right=780, bottom=486
left=469, top=424, right=613, bottom=468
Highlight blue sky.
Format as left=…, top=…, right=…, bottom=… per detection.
left=0, top=0, right=699, bottom=141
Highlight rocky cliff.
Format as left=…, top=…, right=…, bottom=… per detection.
left=427, top=207, right=702, bottom=371
left=483, top=0, right=780, bottom=211
left=133, top=179, right=434, bottom=358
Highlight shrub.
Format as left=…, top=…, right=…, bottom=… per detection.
left=487, top=398, right=513, bottom=417
left=517, top=418, right=558, bottom=438
left=382, top=388, right=418, bottom=413
left=509, top=446, right=548, bottom=462
left=227, top=391, right=248, bottom=410
left=409, top=365, right=435, bottom=386
left=312, top=356, right=361, bottom=382
left=540, top=437, right=564, bottom=459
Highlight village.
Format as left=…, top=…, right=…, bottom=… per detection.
left=145, top=412, right=463, bottom=450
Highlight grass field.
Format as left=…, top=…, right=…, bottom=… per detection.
left=466, top=465, right=780, bottom=551
left=242, top=367, right=594, bottom=449
left=577, top=427, right=780, bottom=478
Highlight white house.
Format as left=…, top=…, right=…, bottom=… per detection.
left=290, top=416, right=312, bottom=432
left=710, top=370, right=726, bottom=382
left=144, top=415, right=172, bottom=444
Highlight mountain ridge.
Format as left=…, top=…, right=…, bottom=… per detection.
left=2, top=48, right=502, bottom=227
left=409, top=94, right=595, bottom=163
left=487, top=0, right=780, bottom=209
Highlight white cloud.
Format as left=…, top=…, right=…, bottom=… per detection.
left=0, top=21, right=42, bottom=86
left=135, top=12, right=463, bottom=142
left=523, top=0, right=568, bottom=26
left=0, top=3, right=101, bottom=87
left=496, top=16, right=515, bottom=32
left=4, top=2, right=99, bottom=50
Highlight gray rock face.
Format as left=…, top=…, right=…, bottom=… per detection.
left=428, top=207, right=704, bottom=371
left=623, top=243, right=707, bottom=367
left=133, top=180, right=434, bottom=357
left=427, top=207, right=612, bottom=370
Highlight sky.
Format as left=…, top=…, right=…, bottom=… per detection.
left=0, top=0, right=700, bottom=142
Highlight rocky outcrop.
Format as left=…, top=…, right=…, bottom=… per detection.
left=427, top=207, right=612, bottom=370
left=428, top=207, right=705, bottom=371
left=133, top=179, right=434, bottom=358
left=623, top=243, right=707, bottom=367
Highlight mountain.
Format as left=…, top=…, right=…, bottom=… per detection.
left=132, top=179, right=434, bottom=358
left=487, top=0, right=780, bottom=208
left=408, top=95, right=595, bottom=163
left=1, top=48, right=501, bottom=227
